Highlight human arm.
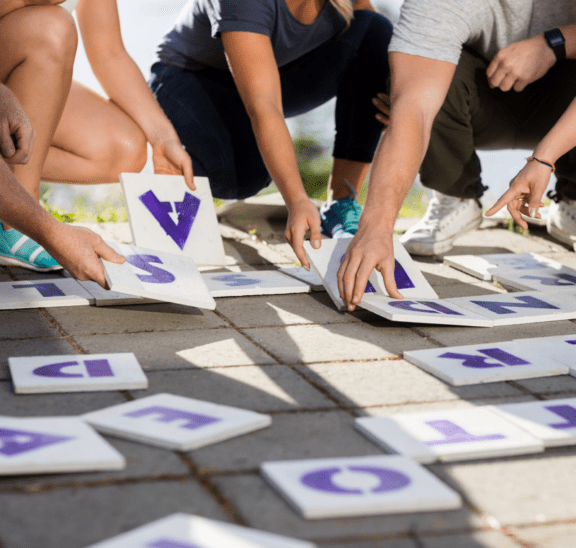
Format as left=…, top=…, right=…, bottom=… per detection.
left=75, top=0, right=194, bottom=189
left=0, top=159, right=124, bottom=287
left=337, top=52, right=456, bottom=309
left=0, top=82, right=34, bottom=164
left=486, top=96, right=576, bottom=228
left=221, top=31, right=322, bottom=268
left=486, top=25, right=576, bottom=92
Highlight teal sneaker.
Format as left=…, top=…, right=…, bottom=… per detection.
left=0, top=226, right=62, bottom=271
left=320, top=184, right=362, bottom=238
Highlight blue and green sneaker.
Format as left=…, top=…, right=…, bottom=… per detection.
left=0, top=225, right=62, bottom=271
left=320, top=186, right=362, bottom=239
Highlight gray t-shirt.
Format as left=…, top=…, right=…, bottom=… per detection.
left=389, top=0, right=576, bottom=64
left=155, top=0, right=348, bottom=71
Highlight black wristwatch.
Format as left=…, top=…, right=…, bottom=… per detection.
left=544, top=28, right=566, bottom=61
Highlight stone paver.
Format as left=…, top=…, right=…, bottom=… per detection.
left=419, top=530, right=522, bottom=548
left=47, top=302, right=226, bottom=335
left=509, top=522, right=576, bottom=547
left=74, top=328, right=277, bottom=369
left=191, top=410, right=383, bottom=473
left=2, top=209, right=576, bottom=547
left=129, top=367, right=336, bottom=412
left=0, top=480, right=229, bottom=548
left=430, top=449, right=576, bottom=526
left=243, top=323, right=436, bottom=364
left=0, top=309, right=60, bottom=339
left=215, top=293, right=358, bottom=328
left=295, top=360, right=523, bottom=408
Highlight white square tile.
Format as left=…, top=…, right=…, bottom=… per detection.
left=493, top=266, right=576, bottom=292
left=355, top=407, right=543, bottom=464
left=86, top=513, right=317, bottom=548
left=121, top=173, right=226, bottom=266
left=82, top=393, right=271, bottom=451
left=512, top=334, right=576, bottom=376
left=359, top=294, right=493, bottom=327
left=446, top=291, right=576, bottom=326
left=202, top=270, right=312, bottom=297
left=403, top=340, right=569, bottom=386
left=304, top=237, right=438, bottom=311
left=261, top=455, right=461, bottom=519
left=8, top=353, right=148, bottom=394
left=0, top=416, right=125, bottom=475
left=444, top=253, right=562, bottom=281
left=277, top=267, right=324, bottom=291
left=102, top=242, right=215, bottom=310
left=0, top=278, right=94, bottom=310
left=74, top=279, right=159, bottom=306
left=491, top=397, right=576, bottom=447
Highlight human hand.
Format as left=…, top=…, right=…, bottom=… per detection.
left=486, top=36, right=556, bottom=92
left=0, top=83, right=35, bottom=164
left=485, top=159, right=551, bottom=230
left=152, top=138, right=195, bottom=191
left=372, top=92, right=390, bottom=129
left=285, top=197, right=322, bottom=269
left=337, top=226, right=402, bottom=311
left=45, top=225, right=125, bottom=289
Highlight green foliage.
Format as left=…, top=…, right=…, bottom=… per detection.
left=40, top=182, right=128, bottom=224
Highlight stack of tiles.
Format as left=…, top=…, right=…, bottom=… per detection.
left=82, top=393, right=272, bottom=451
left=101, top=242, right=215, bottom=309
left=0, top=416, right=125, bottom=475
left=86, top=513, right=317, bottom=548
left=121, top=173, right=226, bottom=266
left=355, top=407, right=544, bottom=463
left=303, top=237, right=438, bottom=311
left=261, top=455, right=461, bottom=519
left=403, top=340, right=569, bottom=385
left=8, top=353, right=148, bottom=394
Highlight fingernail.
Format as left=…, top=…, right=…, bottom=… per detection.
left=352, top=295, right=359, bottom=304
left=3, top=147, right=14, bottom=156
left=529, top=208, right=537, bottom=218
left=371, top=98, right=378, bottom=104
left=312, top=239, right=321, bottom=249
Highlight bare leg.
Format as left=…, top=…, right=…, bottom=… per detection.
left=43, top=81, right=147, bottom=184
left=329, top=158, right=371, bottom=200
left=0, top=5, right=77, bottom=201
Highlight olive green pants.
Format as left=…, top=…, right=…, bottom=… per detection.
left=420, top=48, right=576, bottom=200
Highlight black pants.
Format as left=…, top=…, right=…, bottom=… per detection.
left=149, top=11, right=393, bottom=200
left=420, top=48, right=576, bottom=200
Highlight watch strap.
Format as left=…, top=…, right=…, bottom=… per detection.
left=544, top=28, right=566, bottom=61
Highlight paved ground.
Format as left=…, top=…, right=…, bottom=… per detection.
left=1, top=198, right=576, bottom=548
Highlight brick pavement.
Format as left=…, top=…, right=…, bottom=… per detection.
left=1, top=203, right=575, bottom=548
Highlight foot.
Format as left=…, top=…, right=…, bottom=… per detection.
left=546, top=198, right=576, bottom=247
left=0, top=226, right=62, bottom=272
left=399, top=190, right=483, bottom=255
left=320, top=187, right=362, bottom=239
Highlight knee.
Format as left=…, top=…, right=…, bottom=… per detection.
left=107, top=127, right=148, bottom=178
left=21, top=6, right=78, bottom=68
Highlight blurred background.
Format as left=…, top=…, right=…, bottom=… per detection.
left=42, top=0, right=549, bottom=222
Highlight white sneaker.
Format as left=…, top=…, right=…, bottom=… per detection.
left=399, top=190, right=483, bottom=255
left=546, top=199, right=576, bottom=246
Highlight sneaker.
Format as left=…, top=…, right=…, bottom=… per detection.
left=399, top=190, right=482, bottom=255
left=320, top=185, right=362, bottom=239
left=546, top=198, right=576, bottom=246
left=0, top=226, right=62, bottom=271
